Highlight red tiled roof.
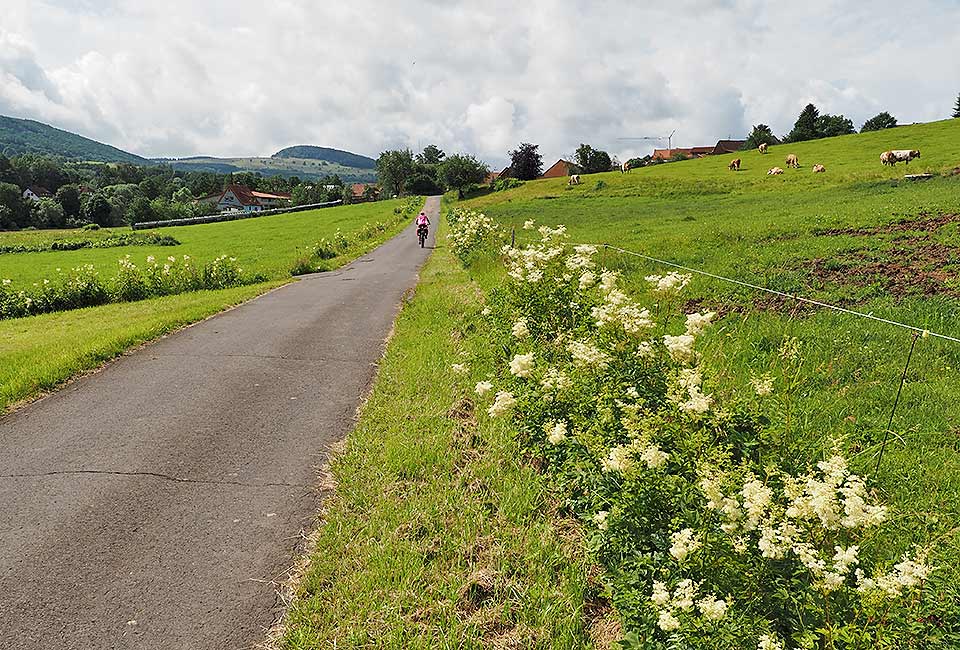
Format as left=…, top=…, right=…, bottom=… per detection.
left=222, top=184, right=261, bottom=206
left=250, top=190, right=291, bottom=200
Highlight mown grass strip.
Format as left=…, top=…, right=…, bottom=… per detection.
left=279, top=219, right=601, bottom=649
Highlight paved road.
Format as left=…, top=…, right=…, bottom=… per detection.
left=0, top=197, right=439, bottom=649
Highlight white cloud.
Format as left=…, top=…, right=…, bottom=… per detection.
left=0, top=1, right=958, bottom=166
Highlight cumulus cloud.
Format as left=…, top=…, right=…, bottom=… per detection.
left=0, top=1, right=958, bottom=165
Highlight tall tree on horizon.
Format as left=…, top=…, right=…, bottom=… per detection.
left=784, top=103, right=821, bottom=143
left=508, top=143, right=543, bottom=180
left=953, top=92, right=960, bottom=118
left=742, top=124, right=779, bottom=149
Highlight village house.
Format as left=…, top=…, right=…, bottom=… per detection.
left=214, top=184, right=291, bottom=212
left=22, top=185, right=53, bottom=203
left=351, top=183, right=380, bottom=202
left=652, top=139, right=748, bottom=161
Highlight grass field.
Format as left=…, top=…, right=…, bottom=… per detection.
left=0, top=199, right=418, bottom=411
left=0, top=199, right=411, bottom=287
left=458, top=119, right=960, bottom=588
left=164, top=156, right=377, bottom=182
left=279, top=218, right=598, bottom=648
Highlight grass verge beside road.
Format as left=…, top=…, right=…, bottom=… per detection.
left=278, top=220, right=599, bottom=649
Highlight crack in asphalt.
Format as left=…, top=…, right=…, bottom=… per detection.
left=0, top=469, right=310, bottom=489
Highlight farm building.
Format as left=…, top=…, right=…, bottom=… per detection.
left=351, top=183, right=380, bottom=202
left=484, top=171, right=501, bottom=184
left=712, top=139, right=746, bottom=154
left=540, top=159, right=579, bottom=179
left=215, top=184, right=291, bottom=212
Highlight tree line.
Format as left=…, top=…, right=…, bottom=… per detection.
left=0, top=153, right=354, bottom=231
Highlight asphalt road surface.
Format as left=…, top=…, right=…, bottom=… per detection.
left=0, top=196, right=439, bottom=649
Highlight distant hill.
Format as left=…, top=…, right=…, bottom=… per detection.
left=272, top=145, right=376, bottom=169
left=158, top=155, right=378, bottom=183
left=0, top=115, right=150, bottom=164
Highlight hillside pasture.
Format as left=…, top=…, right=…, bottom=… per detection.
left=458, top=118, right=960, bottom=590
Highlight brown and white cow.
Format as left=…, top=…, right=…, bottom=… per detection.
left=758, top=143, right=768, bottom=154
left=728, top=158, right=741, bottom=171
left=812, top=164, right=826, bottom=173
left=568, top=174, right=581, bottom=185
left=767, top=167, right=784, bottom=175
left=785, top=154, right=800, bottom=168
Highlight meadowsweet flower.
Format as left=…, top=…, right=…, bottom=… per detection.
left=167, top=256, right=176, bottom=262
left=757, top=633, right=784, bottom=650
left=509, top=352, right=535, bottom=378
left=669, top=528, right=702, bottom=562
left=646, top=271, right=691, bottom=293
left=475, top=380, right=493, bottom=396
left=663, top=334, right=695, bottom=363
left=639, top=444, right=669, bottom=469
left=636, top=341, right=654, bottom=358
left=684, top=311, right=716, bottom=336
left=599, top=270, right=619, bottom=294
left=146, top=255, right=155, bottom=263
left=751, top=374, right=774, bottom=396
left=697, top=594, right=728, bottom=621
left=567, top=340, right=610, bottom=370
left=546, top=421, right=567, bottom=444
left=487, top=391, right=516, bottom=417
left=512, top=318, right=530, bottom=339
left=481, top=306, right=491, bottom=316
left=578, top=271, right=596, bottom=291
left=523, top=219, right=535, bottom=230
left=601, top=445, right=632, bottom=473
left=593, top=510, right=609, bottom=531
left=650, top=581, right=671, bottom=607
left=451, top=363, right=468, bottom=375
left=657, top=611, right=680, bottom=632
left=2, top=279, right=10, bottom=286
left=565, top=245, right=597, bottom=271
left=540, top=368, right=571, bottom=392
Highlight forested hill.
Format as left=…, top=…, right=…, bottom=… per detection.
left=0, top=115, right=150, bottom=164
left=272, top=145, right=376, bottom=169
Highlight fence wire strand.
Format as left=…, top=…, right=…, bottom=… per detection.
left=570, top=242, right=960, bottom=345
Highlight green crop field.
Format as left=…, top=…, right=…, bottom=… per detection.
left=0, top=199, right=417, bottom=411
left=0, top=200, right=409, bottom=287
left=457, top=119, right=960, bottom=587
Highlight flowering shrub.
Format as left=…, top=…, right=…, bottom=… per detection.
left=0, top=254, right=247, bottom=320
left=446, top=207, right=502, bottom=265
left=457, top=218, right=944, bottom=648
left=0, top=231, right=179, bottom=255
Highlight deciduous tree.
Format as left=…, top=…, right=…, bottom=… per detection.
left=508, top=143, right=543, bottom=181
left=439, top=154, right=489, bottom=198
left=742, top=124, right=779, bottom=149
left=574, top=144, right=612, bottom=174
left=860, top=112, right=898, bottom=132
left=376, top=149, right=415, bottom=197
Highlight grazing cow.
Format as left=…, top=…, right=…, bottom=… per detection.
left=767, top=167, right=784, bottom=175
left=758, top=143, right=768, bottom=154
left=785, top=154, right=800, bottom=168
left=812, top=164, right=826, bottom=173
left=728, top=158, right=741, bottom=171
left=891, top=149, right=921, bottom=165
left=620, top=161, right=632, bottom=173
left=568, top=174, right=581, bottom=185
left=880, top=151, right=895, bottom=166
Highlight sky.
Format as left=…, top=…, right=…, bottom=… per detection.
left=1, top=1, right=958, bottom=167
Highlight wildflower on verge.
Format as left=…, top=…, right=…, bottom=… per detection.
left=663, top=334, right=696, bottom=363
left=757, top=634, right=784, bottom=650
left=601, top=445, right=632, bottom=473
left=475, top=380, right=493, bottom=396
left=509, top=352, right=535, bottom=378
left=540, top=368, right=571, bottom=392
left=657, top=611, right=680, bottom=632
left=567, top=340, right=611, bottom=370
left=546, top=420, right=567, bottom=444
left=593, top=510, right=609, bottom=530
left=646, top=271, right=691, bottom=293
left=487, top=391, right=516, bottom=417
left=481, top=306, right=491, bottom=316
left=669, top=528, right=702, bottom=562
left=697, top=594, right=729, bottom=621
left=451, top=363, right=468, bottom=375
left=639, top=444, right=669, bottom=469
left=578, top=271, right=596, bottom=291
left=523, top=219, right=535, bottom=230
left=512, top=318, right=530, bottom=339
left=684, top=311, right=716, bottom=336
left=751, top=374, right=774, bottom=396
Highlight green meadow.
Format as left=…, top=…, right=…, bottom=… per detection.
left=0, top=199, right=416, bottom=411
left=458, top=119, right=960, bottom=584
left=0, top=199, right=411, bottom=287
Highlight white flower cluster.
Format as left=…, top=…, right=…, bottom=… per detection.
left=669, top=528, right=702, bottom=562
left=451, top=363, right=468, bottom=375
left=565, top=244, right=598, bottom=271
left=545, top=420, right=567, bottom=444
left=646, top=271, right=692, bottom=294
left=512, top=318, right=530, bottom=339
left=671, top=367, right=713, bottom=416
left=650, top=580, right=728, bottom=631
left=540, top=367, right=572, bottom=393
left=447, top=207, right=500, bottom=259
left=751, top=374, right=774, bottom=396
left=698, top=454, right=912, bottom=595
left=601, top=440, right=670, bottom=474
left=566, top=340, right=611, bottom=370
left=509, top=352, right=535, bottom=378
left=757, top=633, right=784, bottom=650
left=591, top=272, right=655, bottom=335
left=592, top=510, right=609, bottom=530
left=856, top=550, right=932, bottom=598
left=475, top=380, right=493, bottom=395
left=487, top=391, right=516, bottom=417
